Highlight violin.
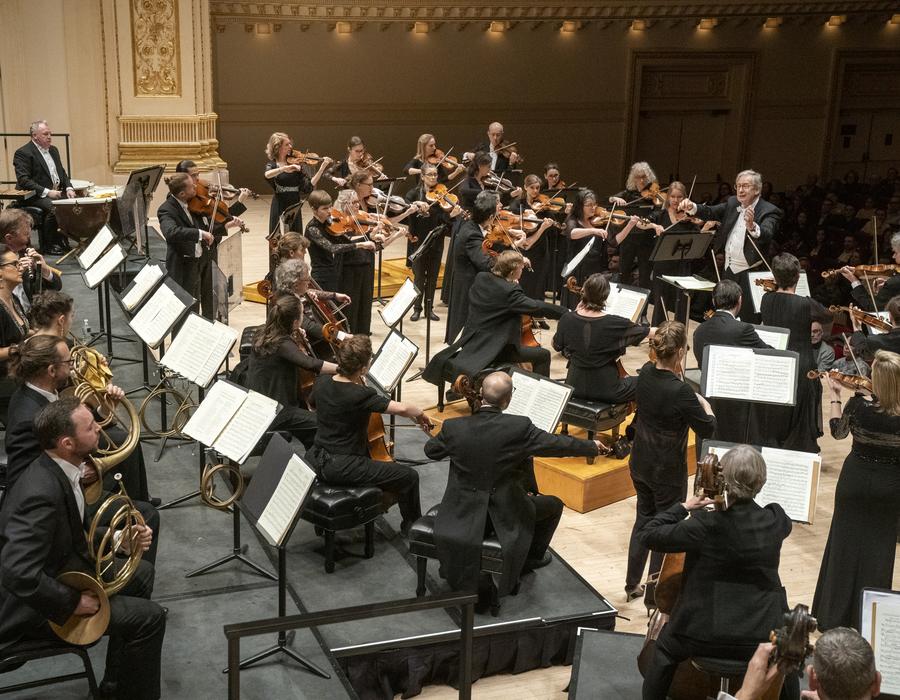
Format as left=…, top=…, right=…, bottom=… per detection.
left=531, top=193, right=567, bottom=214
left=754, top=277, right=778, bottom=292
left=188, top=181, right=246, bottom=233
left=356, top=151, right=385, bottom=176
left=425, top=183, right=461, bottom=212
left=207, top=183, right=259, bottom=200
left=495, top=140, right=523, bottom=164
left=286, top=149, right=329, bottom=166
left=426, top=148, right=463, bottom=172
left=590, top=206, right=656, bottom=230
left=640, top=181, right=667, bottom=206
left=807, top=369, right=873, bottom=392
left=483, top=172, right=515, bottom=192
left=828, top=305, right=894, bottom=333
left=497, top=208, right=563, bottom=234
left=326, top=208, right=378, bottom=237
left=366, top=188, right=413, bottom=216
left=821, top=264, right=900, bottom=279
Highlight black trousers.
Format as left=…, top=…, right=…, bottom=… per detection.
left=271, top=406, right=317, bottom=449
left=497, top=344, right=552, bottom=377
left=528, top=494, right=563, bottom=560
left=307, top=446, right=422, bottom=525
left=724, top=267, right=760, bottom=323
left=340, top=263, right=374, bottom=334
left=625, top=475, right=686, bottom=589
left=24, top=196, right=66, bottom=251
left=619, top=235, right=653, bottom=290
left=198, top=246, right=216, bottom=320
left=412, top=243, right=443, bottom=314
left=642, top=625, right=800, bottom=700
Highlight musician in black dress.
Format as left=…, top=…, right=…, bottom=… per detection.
left=403, top=133, right=464, bottom=184
left=329, top=136, right=387, bottom=188
left=625, top=322, right=716, bottom=602
left=0, top=248, right=29, bottom=424
left=541, top=162, right=572, bottom=296
left=246, top=293, right=337, bottom=447
left=305, top=335, right=432, bottom=535
left=553, top=273, right=653, bottom=403
left=753, top=253, right=832, bottom=453
left=507, top=174, right=557, bottom=307
left=405, top=164, right=463, bottom=321
left=609, top=162, right=659, bottom=291
left=264, top=132, right=332, bottom=236
left=812, top=350, right=900, bottom=630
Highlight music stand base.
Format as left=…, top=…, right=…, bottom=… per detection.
left=224, top=631, right=330, bottom=678
left=158, top=489, right=200, bottom=510
left=185, top=504, right=275, bottom=579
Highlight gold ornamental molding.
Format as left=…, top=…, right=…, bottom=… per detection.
left=114, top=114, right=227, bottom=173
left=131, top=0, right=181, bottom=96
left=210, top=0, right=899, bottom=25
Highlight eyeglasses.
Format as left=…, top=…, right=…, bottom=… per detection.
left=0, top=260, right=18, bottom=268
left=55, top=358, right=76, bottom=366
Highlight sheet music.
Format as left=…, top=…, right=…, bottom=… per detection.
left=870, top=311, right=892, bottom=336
left=129, top=284, right=188, bottom=347
left=122, top=264, right=164, bottom=311
left=755, top=447, right=819, bottom=523
left=84, top=244, right=126, bottom=289
left=753, top=326, right=790, bottom=351
left=705, top=347, right=755, bottom=399
left=753, top=355, right=796, bottom=404
left=182, top=380, right=247, bottom=447
left=379, top=278, right=419, bottom=328
left=77, top=225, right=115, bottom=269
left=704, top=346, right=797, bottom=405
left=505, top=371, right=572, bottom=434
left=748, top=271, right=810, bottom=312
left=367, top=332, right=417, bottom=393
left=199, top=321, right=239, bottom=387
left=660, top=275, right=716, bottom=291
left=861, top=589, right=900, bottom=695
left=160, top=315, right=238, bottom=387
left=561, top=236, right=594, bottom=278
left=606, top=283, right=648, bottom=322
left=255, top=454, right=317, bottom=547
left=214, top=391, right=279, bottom=463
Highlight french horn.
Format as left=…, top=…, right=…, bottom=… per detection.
left=200, top=460, right=245, bottom=510
left=51, top=474, right=146, bottom=645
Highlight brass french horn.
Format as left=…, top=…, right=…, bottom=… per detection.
left=51, top=474, right=146, bottom=645
left=137, top=378, right=195, bottom=439
left=65, top=340, right=141, bottom=505
left=200, top=461, right=245, bottom=510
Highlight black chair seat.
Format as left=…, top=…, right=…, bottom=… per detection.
left=301, top=484, right=383, bottom=573
left=239, top=325, right=262, bottom=361
left=561, top=397, right=630, bottom=432
left=0, top=638, right=99, bottom=698
left=690, top=656, right=749, bottom=678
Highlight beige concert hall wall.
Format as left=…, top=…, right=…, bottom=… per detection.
left=213, top=17, right=899, bottom=197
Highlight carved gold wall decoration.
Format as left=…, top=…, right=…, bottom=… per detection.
left=131, top=0, right=181, bottom=96
left=114, top=114, right=226, bottom=172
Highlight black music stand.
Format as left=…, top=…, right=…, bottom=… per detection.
left=650, top=232, right=713, bottom=326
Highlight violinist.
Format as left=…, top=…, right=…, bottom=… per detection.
left=157, top=173, right=242, bottom=320
left=464, top=121, right=521, bottom=174
left=552, top=274, right=654, bottom=404
left=444, top=190, right=500, bottom=343
left=176, top=159, right=250, bottom=219
left=304, top=189, right=375, bottom=293
left=403, top=134, right=464, bottom=184
left=843, top=231, right=900, bottom=311
left=246, top=291, right=337, bottom=448
left=424, top=250, right=564, bottom=389
left=609, top=162, right=661, bottom=295
left=625, top=322, right=716, bottom=605
left=542, top=163, right=572, bottom=297
left=351, top=171, right=426, bottom=232
left=507, top=174, right=558, bottom=309
left=305, top=335, right=430, bottom=536
left=458, top=153, right=494, bottom=211
left=638, top=445, right=797, bottom=700
left=751, top=253, right=832, bottom=454
left=542, top=162, right=565, bottom=191
left=329, top=136, right=387, bottom=187
left=405, top=164, right=462, bottom=322
left=678, top=169, right=784, bottom=322
left=848, top=295, right=900, bottom=359
left=264, top=132, right=333, bottom=235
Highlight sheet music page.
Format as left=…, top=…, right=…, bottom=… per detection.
left=122, top=264, right=164, bottom=311
left=182, top=380, right=247, bottom=447
left=129, top=284, right=188, bottom=347
left=860, top=591, right=900, bottom=695
left=704, top=347, right=755, bottom=399
left=755, top=447, right=819, bottom=522
left=194, top=321, right=239, bottom=387
left=380, top=278, right=419, bottom=328
left=561, top=237, right=594, bottom=278
left=214, top=390, right=279, bottom=463
left=367, top=332, right=416, bottom=393
left=870, top=311, right=892, bottom=336
left=159, top=315, right=213, bottom=383
left=660, top=275, right=716, bottom=291
left=750, top=354, right=797, bottom=405
left=255, top=453, right=317, bottom=547
left=504, top=372, right=571, bottom=433
left=77, top=225, right=115, bottom=269
left=605, top=283, right=647, bottom=322
left=84, top=245, right=126, bottom=289
left=505, top=372, right=540, bottom=420
left=753, top=327, right=790, bottom=351
left=748, top=272, right=811, bottom=311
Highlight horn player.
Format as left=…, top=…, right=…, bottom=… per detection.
left=0, top=397, right=166, bottom=700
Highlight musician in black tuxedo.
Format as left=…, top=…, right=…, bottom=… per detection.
left=850, top=295, right=900, bottom=359
left=843, top=232, right=900, bottom=312
left=424, top=372, right=601, bottom=603
left=0, top=208, right=63, bottom=306
left=424, top=250, right=564, bottom=388
left=465, top=121, right=521, bottom=175
left=680, top=170, right=783, bottom=322
left=0, top=398, right=166, bottom=700
left=12, top=121, right=73, bottom=254
left=157, top=173, right=241, bottom=320
left=638, top=445, right=797, bottom=700
left=444, top=190, right=498, bottom=343
left=693, top=281, right=770, bottom=443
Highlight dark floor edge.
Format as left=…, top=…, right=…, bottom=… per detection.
left=154, top=579, right=276, bottom=604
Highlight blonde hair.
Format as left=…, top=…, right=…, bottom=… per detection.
left=649, top=321, right=687, bottom=362
left=492, top=250, right=525, bottom=280
left=415, top=133, right=434, bottom=161
left=872, top=350, right=900, bottom=415
left=266, top=132, right=291, bottom=161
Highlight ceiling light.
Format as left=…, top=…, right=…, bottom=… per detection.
left=764, top=17, right=782, bottom=29
left=631, top=19, right=648, bottom=31
left=827, top=15, right=846, bottom=27
left=561, top=20, right=578, bottom=33
left=697, top=18, right=718, bottom=30
left=413, top=21, right=429, bottom=34
left=336, top=21, right=352, bottom=34
left=489, top=21, right=507, bottom=33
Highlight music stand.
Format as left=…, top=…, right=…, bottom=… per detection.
left=116, top=166, right=163, bottom=262
left=651, top=232, right=714, bottom=329
left=407, top=224, right=445, bottom=381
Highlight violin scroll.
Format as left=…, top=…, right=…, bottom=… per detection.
left=769, top=604, right=817, bottom=677
left=694, top=453, right=727, bottom=510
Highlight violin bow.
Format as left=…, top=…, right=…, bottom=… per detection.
left=710, top=247, right=722, bottom=282
left=841, top=332, right=867, bottom=378
left=863, top=273, right=879, bottom=312
left=872, top=214, right=878, bottom=265
left=433, top=146, right=454, bottom=170
left=660, top=174, right=700, bottom=235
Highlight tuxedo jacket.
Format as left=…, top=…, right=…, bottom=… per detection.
left=692, top=311, right=770, bottom=368
left=156, top=194, right=226, bottom=285
left=639, top=500, right=791, bottom=645
left=851, top=275, right=900, bottom=312
left=4, top=385, right=51, bottom=491
left=0, top=452, right=92, bottom=649
left=695, top=197, right=783, bottom=269
left=13, top=142, right=71, bottom=200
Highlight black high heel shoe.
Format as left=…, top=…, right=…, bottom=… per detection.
left=624, top=583, right=645, bottom=602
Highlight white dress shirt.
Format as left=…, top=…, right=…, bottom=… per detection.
left=724, top=196, right=761, bottom=274
left=36, top=144, right=60, bottom=198
left=26, top=382, right=58, bottom=403
left=51, top=456, right=86, bottom=521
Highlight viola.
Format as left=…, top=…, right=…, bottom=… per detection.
left=497, top=208, right=563, bottom=234
left=640, top=181, right=667, bottom=206
left=531, top=193, right=567, bottom=214
left=207, top=183, right=259, bottom=200
left=828, top=305, right=894, bottom=333
left=325, top=208, right=380, bottom=237
left=590, top=206, right=656, bottom=230
left=286, top=149, right=329, bottom=166
left=366, top=188, right=413, bottom=216
left=426, top=148, right=463, bottom=172
left=821, top=264, right=900, bottom=279
left=290, top=328, right=318, bottom=409
left=495, top=140, right=523, bottom=164
left=356, top=151, right=385, bottom=175
left=483, top=172, right=515, bottom=192
left=188, top=181, right=246, bottom=233
left=807, top=369, right=873, bottom=392
left=425, top=183, right=461, bottom=212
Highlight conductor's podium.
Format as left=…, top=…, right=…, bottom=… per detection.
left=424, top=401, right=697, bottom=514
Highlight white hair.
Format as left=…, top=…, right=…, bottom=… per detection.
left=29, top=120, right=48, bottom=136
left=626, top=162, right=657, bottom=190
left=736, top=169, right=763, bottom=191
